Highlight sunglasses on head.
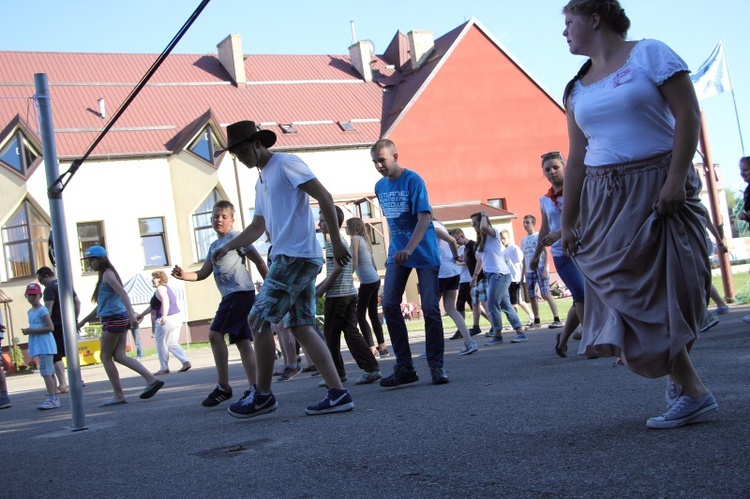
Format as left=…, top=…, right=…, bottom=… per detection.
left=541, top=151, right=563, bottom=160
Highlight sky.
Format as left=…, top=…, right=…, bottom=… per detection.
left=3, top=0, right=748, bottom=190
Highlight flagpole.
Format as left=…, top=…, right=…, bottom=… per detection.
left=722, top=39, right=746, bottom=155
left=699, top=110, right=735, bottom=302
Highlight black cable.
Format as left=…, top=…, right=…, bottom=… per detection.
left=51, top=0, right=212, bottom=193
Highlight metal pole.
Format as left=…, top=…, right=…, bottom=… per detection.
left=699, top=110, right=735, bottom=302
left=34, top=73, right=87, bottom=431
left=721, top=39, right=745, bottom=155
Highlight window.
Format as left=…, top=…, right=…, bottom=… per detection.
left=193, top=189, right=222, bottom=261
left=77, top=222, right=105, bottom=273
left=337, top=121, right=355, bottom=131
left=366, top=222, right=383, bottom=246
left=139, top=217, right=168, bottom=268
left=2, top=201, right=50, bottom=279
left=280, top=124, right=297, bottom=134
left=188, top=126, right=222, bottom=164
left=0, top=130, right=41, bottom=176
left=487, top=198, right=507, bottom=210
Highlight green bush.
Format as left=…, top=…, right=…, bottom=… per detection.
left=9, top=338, right=24, bottom=368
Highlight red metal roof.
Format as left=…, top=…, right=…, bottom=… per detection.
left=0, top=19, right=550, bottom=163
left=0, top=51, right=398, bottom=158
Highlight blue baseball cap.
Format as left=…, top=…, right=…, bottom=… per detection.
left=83, top=245, right=107, bottom=259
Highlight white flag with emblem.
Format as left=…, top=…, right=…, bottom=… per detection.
left=691, top=40, right=731, bottom=101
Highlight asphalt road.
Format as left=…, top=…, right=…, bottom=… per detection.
left=1, top=305, right=748, bottom=498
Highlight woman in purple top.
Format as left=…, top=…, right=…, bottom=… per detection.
left=137, top=271, right=191, bottom=375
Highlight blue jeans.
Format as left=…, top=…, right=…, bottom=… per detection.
left=130, top=328, right=143, bottom=358
left=382, top=264, right=444, bottom=371
left=486, top=272, right=522, bottom=332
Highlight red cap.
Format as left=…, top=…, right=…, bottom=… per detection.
left=25, top=283, right=43, bottom=295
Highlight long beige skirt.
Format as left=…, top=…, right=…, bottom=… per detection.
left=574, top=153, right=710, bottom=378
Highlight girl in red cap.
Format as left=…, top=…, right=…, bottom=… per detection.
left=22, top=283, right=59, bottom=410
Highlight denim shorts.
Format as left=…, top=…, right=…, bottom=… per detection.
left=251, top=255, right=323, bottom=330
left=37, top=353, right=54, bottom=377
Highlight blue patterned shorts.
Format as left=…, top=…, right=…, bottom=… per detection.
left=525, top=270, right=551, bottom=298
left=250, top=255, right=323, bottom=330
left=470, top=280, right=487, bottom=303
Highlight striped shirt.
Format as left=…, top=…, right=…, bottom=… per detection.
left=324, top=240, right=356, bottom=298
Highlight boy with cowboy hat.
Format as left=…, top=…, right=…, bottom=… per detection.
left=213, top=120, right=355, bottom=417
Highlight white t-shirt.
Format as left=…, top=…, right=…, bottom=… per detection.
left=457, top=245, right=471, bottom=284
left=521, top=232, right=546, bottom=272
left=503, top=243, right=524, bottom=283
left=254, top=153, right=320, bottom=259
left=207, top=230, right=255, bottom=297
left=479, top=229, right=510, bottom=275
left=433, top=220, right=460, bottom=279
left=569, top=39, right=688, bottom=166
left=540, top=195, right=564, bottom=258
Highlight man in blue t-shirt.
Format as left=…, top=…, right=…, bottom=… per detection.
left=372, top=139, right=448, bottom=386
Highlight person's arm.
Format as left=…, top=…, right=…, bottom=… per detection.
left=560, top=109, right=588, bottom=256
left=350, top=235, right=361, bottom=277
left=77, top=308, right=98, bottom=330
left=103, top=270, right=138, bottom=329
left=540, top=246, right=550, bottom=280
left=74, top=295, right=81, bottom=322
left=393, top=212, right=432, bottom=265
left=299, top=178, right=351, bottom=266
left=172, top=254, right=214, bottom=283
left=22, top=310, right=54, bottom=335
left=657, top=72, right=701, bottom=216
left=135, top=305, right=152, bottom=323
left=212, top=215, right=267, bottom=265
left=531, top=211, right=550, bottom=270
left=700, top=205, right=728, bottom=254
left=478, top=211, right=497, bottom=238
left=434, top=224, right=460, bottom=260
left=472, top=254, right=484, bottom=285
left=244, top=245, right=269, bottom=280
left=316, top=250, right=344, bottom=298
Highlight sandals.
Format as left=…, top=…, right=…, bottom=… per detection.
left=140, top=380, right=165, bottom=399
left=555, top=333, right=568, bottom=358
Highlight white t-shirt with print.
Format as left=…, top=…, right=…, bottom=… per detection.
left=254, top=153, right=320, bottom=260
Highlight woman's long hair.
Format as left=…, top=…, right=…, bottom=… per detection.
left=345, top=217, right=374, bottom=257
left=471, top=213, right=487, bottom=253
left=91, top=257, right=124, bottom=303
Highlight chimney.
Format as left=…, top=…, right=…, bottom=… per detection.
left=98, top=98, right=106, bottom=120
left=408, top=30, right=434, bottom=70
left=349, top=40, right=373, bottom=82
left=217, top=34, right=246, bottom=87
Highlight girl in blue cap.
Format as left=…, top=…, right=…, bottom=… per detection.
left=78, top=246, right=164, bottom=406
